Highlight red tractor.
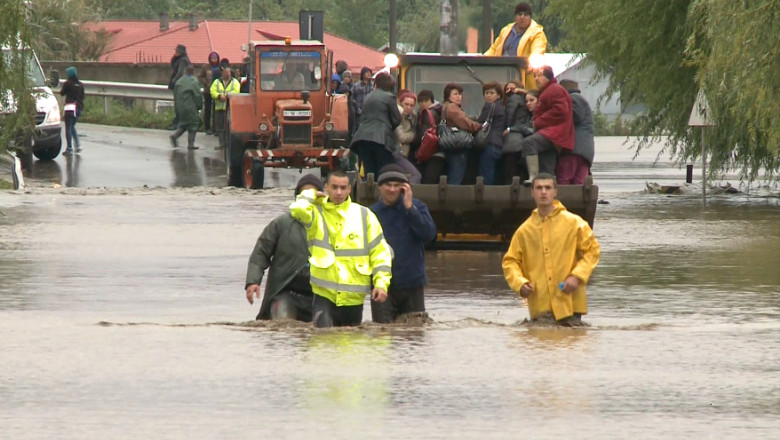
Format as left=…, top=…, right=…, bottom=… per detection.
left=225, top=39, right=350, bottom=188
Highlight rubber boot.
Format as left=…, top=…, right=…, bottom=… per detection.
left=187, top=131, right=199, bottom=150
left=524, top=154, right=539, bottom=185
left=169, top=128, right=185, bottom=148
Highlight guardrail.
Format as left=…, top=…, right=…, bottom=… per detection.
left=58, top=79, right=174, bottom=114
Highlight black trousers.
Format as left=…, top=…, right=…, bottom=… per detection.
left=356, top=141, right=395, bottom=180
left=371, top=285, right=425, bottom=323
left=421, top=155, right=446, bottom=184
left=312, top=295, right=363, bottom=328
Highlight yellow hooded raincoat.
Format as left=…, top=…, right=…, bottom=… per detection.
left=291, top=188, right=393, bottom=307
left=484, top=20, right=548, bottom=90
left=502, top=200, right=600, bottom=320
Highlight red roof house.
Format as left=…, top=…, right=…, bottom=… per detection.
left=87, top=19, right=386, bottom=72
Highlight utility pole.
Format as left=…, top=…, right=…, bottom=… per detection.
left=479, top=0, right=492, bottom=53
left=389, top=0, right=397, bottom=53
left=440, top=0, right=459, bottom=55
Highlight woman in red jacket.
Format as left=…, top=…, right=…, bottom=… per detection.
left=521, top=66, right=574, bottom=181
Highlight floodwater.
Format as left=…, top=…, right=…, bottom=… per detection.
left=1, top=136, right=779, bottom=439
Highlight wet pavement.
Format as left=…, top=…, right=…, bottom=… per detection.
left=1, top=125, right=778, bottom=439
left=6, top=123, right=316, bottom=189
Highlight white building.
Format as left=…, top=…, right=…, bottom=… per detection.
left=543, top=53, right=642, bottom=121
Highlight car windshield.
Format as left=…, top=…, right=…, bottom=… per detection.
left=403, top=64, right=519, bottom=117
left=2, top=49, right=46, bottom=88
left=259, top=50, right=321, bottom=92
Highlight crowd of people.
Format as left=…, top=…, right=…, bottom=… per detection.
left=339, top=65, right=594, bottom=186
left=246, top=170, right=600, bottom=328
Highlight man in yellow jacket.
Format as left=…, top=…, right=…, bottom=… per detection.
left=210, top=66, right=241, bottom=150
left=484, top=2, right=548, bottom=90
left=291, top=170, right=393, bottom=327
left=502, top=173, right=600, bottom=325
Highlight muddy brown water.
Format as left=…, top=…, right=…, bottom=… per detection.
left=1, top=135, right=778, bottom=439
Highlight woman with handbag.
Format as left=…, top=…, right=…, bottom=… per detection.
left=349, top=72, right=402, bottom=180
left=476, top=82, right=506, bottom=185
left=413, top=90, right=446, bottom=184
left=440, top=83, right=482, bottom=185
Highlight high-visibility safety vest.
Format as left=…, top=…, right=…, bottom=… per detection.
left=210, top=77, right=241, bottom=111
left=291, top=189, right=393, bottom=307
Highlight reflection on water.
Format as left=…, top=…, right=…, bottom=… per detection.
left=0, top=176, right=778, bottom=437
left=170, top=150, right=203, bottom=187
left=30, top=158, right=62, bottom=184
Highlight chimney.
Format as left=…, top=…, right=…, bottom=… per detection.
left=159, top=12, right=169, bottom=31
left=188, top=13, right=198, bottom=31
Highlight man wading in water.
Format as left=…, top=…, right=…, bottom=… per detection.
left=502, top=173, right=600, bottom=325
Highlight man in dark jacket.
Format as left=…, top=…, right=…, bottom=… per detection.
left=350, top=72, right=401, bottom=179
left=370, top=164, right=437, bottom=323
left=168, top=44, right=191, bottom=130
left=521, top=65, right=574, bottom=181
left=245, top=174, right=324, bottom=321
left=557, top=79, right=595, bottom=184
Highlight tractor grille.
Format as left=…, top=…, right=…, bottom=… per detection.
left=282, top=124, right=311, bottom=144
left=35, top=112, right=46, bottom=125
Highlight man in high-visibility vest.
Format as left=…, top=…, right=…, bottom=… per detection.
left=210, top=66, right=241, bottom=150
left=290, top=170, right=393, bottom=327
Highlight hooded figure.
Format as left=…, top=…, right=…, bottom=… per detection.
left=245, top=174, right=325, bottom=322
left=60, top=66, right=85, bottom=153
left=168, top=44, right=191, bottom=90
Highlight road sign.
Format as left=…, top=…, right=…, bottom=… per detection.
left=688, top=89, right=716, bottom=126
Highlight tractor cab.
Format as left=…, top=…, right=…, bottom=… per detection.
left=225, top=40, right=349, bottom=188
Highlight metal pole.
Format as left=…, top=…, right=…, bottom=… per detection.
left=701, top=127, right=706, bottom=207
left=248, top=0, right=253, bottom=51
left=389, top=0, right=397, bottom=53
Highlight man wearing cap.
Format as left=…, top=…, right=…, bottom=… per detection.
left=290, top=170, right=393, bottom=328
left=484, top=2, right=547, bottom=90
left=370, top=165, right=437, bottom=323
left=245, top=174, right=324, bottom=322
left=521, top=65, right=574, bottom=182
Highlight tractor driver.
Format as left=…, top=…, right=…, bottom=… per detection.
left=275, top=62, right=306, bottom=91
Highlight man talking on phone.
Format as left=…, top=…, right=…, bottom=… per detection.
left=370, top=164, right=437, bottom=323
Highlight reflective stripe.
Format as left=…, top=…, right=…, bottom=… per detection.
left=310, top=275, right=371, bottom=294
left=316, top=205, right=330, bottom=245
left=372, top=265, right=391, bottom=276
left=367, top=233, right=385, bottom=250
left=360, top=206, right=369, bottom=249
left=334, top=248, right=369, bottom=257
left=299, top=195, right=316, bottom=204
left=310, top=238, right=334, bottom=251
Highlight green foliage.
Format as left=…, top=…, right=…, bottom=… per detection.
left=0, top=1, right=36, bottom=156
left=80, top=97, right=175, bottom=130
left=548, top=0, right=779, bottom=180
left=28, top=0, right=111, bottom=61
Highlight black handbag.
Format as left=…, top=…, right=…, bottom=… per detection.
left=437, top=106, right=474, bottom=152
left=473, top=103, right=494, bottom=151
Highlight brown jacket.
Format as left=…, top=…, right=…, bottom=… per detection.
left=443, top=102, right=481, bottom=133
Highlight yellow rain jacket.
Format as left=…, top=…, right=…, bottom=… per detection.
left=210, top=77, right=241, bottom=111
left=291, top=188, right=393, bottom=306
left=484, top=20, right=547, bottom=90
left=502, top=200, right=600, bottom=320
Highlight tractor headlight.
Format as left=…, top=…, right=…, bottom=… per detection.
left=324, top=122, right=334, bottom=132
left=259, top=122, right=269, bottom=131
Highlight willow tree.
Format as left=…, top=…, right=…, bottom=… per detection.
left=0, top=1, right=36, bottom=156
left=549, top=0, right=780, bottom=181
